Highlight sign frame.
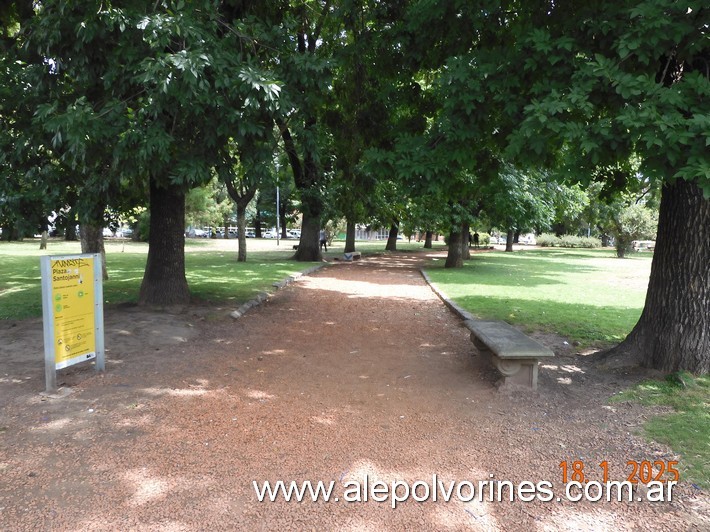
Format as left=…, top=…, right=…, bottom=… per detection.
left=40, top=253, right=105, bottom=393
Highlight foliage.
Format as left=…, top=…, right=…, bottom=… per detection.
left=559, top=235, right=602, bottom=249
left=537, top=233, right=602, bottom=248
left=536, top=233, right=562, bottom=247
left=610, top=202, right=659, bottom=257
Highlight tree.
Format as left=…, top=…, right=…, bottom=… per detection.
left=20, top=1, right=281, bottom=304
left=503, top=1, right=710, bottom=373
left=610, top=202, right=659, bottom=258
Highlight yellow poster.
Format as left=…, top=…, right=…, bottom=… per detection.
left=50, top=256, right=96, bottom=369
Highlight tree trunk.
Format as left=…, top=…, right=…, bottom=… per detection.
left=294, top=210, right=322, bottom=261
left=223, top=213, right=230, bottom=239
left=345, top=218, right=356, bottom=253
left=80, top=223, right=108, bottom=280
left=445, top=230, right=463, bottom=268
left=385, top=221, right=398, bottom=251
left=39, top=230, right=48, bottom=250
left=513, top=229, right=521, bottom=244
left=605, top=178, right=709, bottom=374
left=461, top=222, right=471, bottom=260
left=237, top=204, right=248, bottom=262
left=505, top=229, right=514, bottom=252
left=138, top=179, right=190, bottom=305
left=280, top=212, right=288, bottom=239
left=424, top=230, right=433, bottom=249
left=254, top=209, right=262, bottom=238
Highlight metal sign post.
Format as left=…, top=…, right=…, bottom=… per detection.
left=41, top=254, right=105, bottom=393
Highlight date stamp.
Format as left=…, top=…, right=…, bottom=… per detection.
left=560, top=460, right=680, bottom=484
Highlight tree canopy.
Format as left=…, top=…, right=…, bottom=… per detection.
left=2, top=0, right=707, bottom=373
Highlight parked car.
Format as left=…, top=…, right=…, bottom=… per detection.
left=287, top=229, right=301, bottom=238
left=193, top=228, right=207, bottom=237
left=245, top=230, right=255, bottom=238
left=263, top=231, right=277, bottom=239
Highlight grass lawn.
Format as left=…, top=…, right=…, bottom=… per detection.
left=0, top=238, right=316, bottom=320
left=612, top=372, right=710, bottom=489
left=424, top=247, right=652, bottom=347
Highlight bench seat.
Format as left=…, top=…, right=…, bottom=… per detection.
left=463, top=319, right=554, bottom=391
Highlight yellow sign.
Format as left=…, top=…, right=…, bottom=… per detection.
left=50, top=256, right=96, bottom=369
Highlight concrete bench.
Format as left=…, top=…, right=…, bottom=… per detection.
left=463, top=320, right=554, bottom=391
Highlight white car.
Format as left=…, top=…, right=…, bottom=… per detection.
left=263, top=231, right=277, bottom=239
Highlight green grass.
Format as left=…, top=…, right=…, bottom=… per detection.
left=424, top=248, right=652, bottom=347
left=0, top=239, right=316, bottom=319
left=611, top=372, right=710, bottom=489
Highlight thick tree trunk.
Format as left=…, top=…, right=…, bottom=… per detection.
left=237, top=205, right=248, bottom=262
left=294, top=211, right=322, bottom=261
left=345, top=218, right=356, bottom=253
left=223, top=213, right=230, bottom=239
left=138, top=179, right=190, bottom=305
left=513, top=229, right=521, bottom=244
left=385, top=221, right=398, bottom=251
left=39, top=231, right=48, bottom=250
left=461, top=222, right=471, bottom=260
left=445, top=230, right=463, bottom=268
left=80, top=223, right=108, bottom=280
left=605, top=178, right=709, bottom=374
left=505, top=229, right=514, bottom=252
left=424, top=230, right=433, bottom=249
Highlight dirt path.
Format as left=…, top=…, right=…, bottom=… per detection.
left=0, top=252, right=707, bottom=530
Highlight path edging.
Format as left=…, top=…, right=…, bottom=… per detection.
left=230, top=263, right=327, bottom=319
left=419, top=269, right=476, bottom=322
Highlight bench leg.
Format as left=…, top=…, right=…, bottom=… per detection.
left=470, top=334, right=493, bottom=364
left=492, top=356, right=539, bottom=390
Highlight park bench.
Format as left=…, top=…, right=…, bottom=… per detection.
left=463, top=319, right=554, bottom=391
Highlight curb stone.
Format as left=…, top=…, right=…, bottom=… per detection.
left=230, top=263, right=327, bottom=319
left=419, top=269, right=476, bottom=322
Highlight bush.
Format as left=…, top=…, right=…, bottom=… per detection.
left=537, top=233, right=601, bottom=248
left=536, top=233, right=561, bottom=247
left=559, top=235, right=601, bottom=248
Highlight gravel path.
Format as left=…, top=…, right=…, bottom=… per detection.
left=0, top=252, right=707, bottom=530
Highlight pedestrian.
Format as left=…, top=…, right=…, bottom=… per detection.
left=473, top=231, right=480, bottom=248
left=319, top=229, right=328, bottom=252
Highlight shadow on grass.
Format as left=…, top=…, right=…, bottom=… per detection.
left=454, top=295, right=641, bottom=346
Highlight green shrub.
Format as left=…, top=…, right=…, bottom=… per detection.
left=476, top=232, right=491, bottom=245
left=536, top=233, right=561, bottom=247
left=537, top=233, right=601, bottom=248
left=559, top=235, right=601, bottom=248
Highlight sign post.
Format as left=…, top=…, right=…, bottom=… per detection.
left=41, top=254, right=105, bottom=393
